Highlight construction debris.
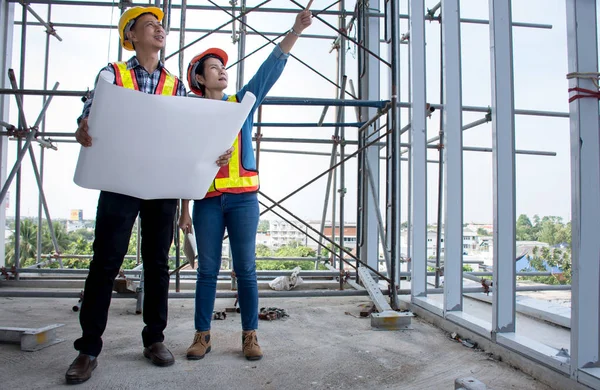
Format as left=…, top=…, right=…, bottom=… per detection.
left=72, top=290, right=84, bottom=312
left=359, top=303, right=376, bottom=318
left=259, top=307, right=289, bottom=321
left=268, top=267, right=303, bottom=291
left=0, top=266, right=16, bottom=280
left=213, top=311, right=227, bottom=320
left=112, top=270, right=138, bottom=294
left=450, top=332, right=478, bottom=349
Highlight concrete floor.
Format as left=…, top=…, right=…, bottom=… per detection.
left=0, top=296, right=553, bottom=390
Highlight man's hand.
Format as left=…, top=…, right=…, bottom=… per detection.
left=216, top=147, right=234, bottom=167
left=75, top=118, right=92, bottom=147
left=293, top=9, right=313, bottom=34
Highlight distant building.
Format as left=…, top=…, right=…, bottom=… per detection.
left=302, top=221, right=357, bottom=253
left=463, top=229, right=479, bottom=253
left=269, top=219, right=311, bottom=248
left=400, top=228, right=485, bottom=258
left=256, top=232, right=271, bottom=247
left=322, top=222, right=357, bottom=250
left=67, top=209, right=85, bottom=232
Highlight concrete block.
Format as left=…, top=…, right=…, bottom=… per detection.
left=370, top=310, right=413, bottom=330
left=455, top=377, right=490, bottom=390
left=0, top=324, right=64, bottom=351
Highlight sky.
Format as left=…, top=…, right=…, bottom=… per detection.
left=2, top=0, right=575, bottom=225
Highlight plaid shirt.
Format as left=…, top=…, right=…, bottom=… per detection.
left=78, top=56, right=187, bottom=124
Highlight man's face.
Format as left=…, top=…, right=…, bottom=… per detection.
left=127, top=13, right=165, bottom=51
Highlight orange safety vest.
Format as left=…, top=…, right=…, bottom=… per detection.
left=204, top=94, right=259, bottom=198
left=111, top=61, right=179, bottom=95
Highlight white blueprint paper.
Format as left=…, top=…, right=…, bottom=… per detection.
left=74, top=71, right=256, bottom=199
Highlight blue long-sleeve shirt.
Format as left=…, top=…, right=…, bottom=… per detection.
left=221, top=44, right=289, bottom=171
left=78, top=56, right=187, bottom=124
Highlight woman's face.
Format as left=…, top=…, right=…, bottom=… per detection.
left=196, top=57, right=228, bottom=92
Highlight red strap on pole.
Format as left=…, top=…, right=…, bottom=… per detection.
left=568, top=87, right=600, bottom=103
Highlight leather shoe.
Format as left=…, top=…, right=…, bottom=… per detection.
left=143, top=342, right=175, bottom=367
left=65, top=354, right=97, bottom=384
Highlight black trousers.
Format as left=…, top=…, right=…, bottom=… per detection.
left=74, top=191, right=177, bottom=356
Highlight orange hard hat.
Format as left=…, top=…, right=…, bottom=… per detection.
left=187, top=48, right=229, bottom=96
left=119, top=6, right=164, bottom=51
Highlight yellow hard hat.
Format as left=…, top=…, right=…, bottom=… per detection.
left=118, top=6, right=164, bottom=51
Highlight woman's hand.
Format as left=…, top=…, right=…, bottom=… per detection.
left=293, top=9, right=313, bottom=34
left=178, top=211, right=192, bottom=234
left=216, top=147, right=234, bottom=167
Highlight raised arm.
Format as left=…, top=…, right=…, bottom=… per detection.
left=279, top=9, right=313, bottom=54
left=236, top=9, right=313, bottom=105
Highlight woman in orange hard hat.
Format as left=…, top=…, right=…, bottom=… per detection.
left=178, top=8, right=313, bottom=362
left=66, top=5, right=232, bottom=385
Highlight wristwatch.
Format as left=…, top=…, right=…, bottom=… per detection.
left=289, top=27, right=301, bottom=37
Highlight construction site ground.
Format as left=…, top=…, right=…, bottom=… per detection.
left=0, top=295, right=553, bottom=390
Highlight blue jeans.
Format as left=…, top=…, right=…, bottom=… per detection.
left=192, top=192, right=259, bottom=331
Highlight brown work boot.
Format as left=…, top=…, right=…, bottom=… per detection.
left=242, top=330, right=263, bottom=361
left=186, top=331, right=211, bottom=360
left=143, top=342, right=175, bottom=367
left=65, top=353, right=97, bottom=384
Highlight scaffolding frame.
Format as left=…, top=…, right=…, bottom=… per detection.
left=0, top=0, right=598, bottom=388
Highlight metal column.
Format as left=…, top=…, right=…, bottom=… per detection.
left=337, top=0, right=347, bottom=288
left=0, top=0, right=14, bottom=267
left=409, top=0, right=427, bottom=297
left=441, top=0, right=463, bottom=312
left=566, top=0, right=600, bottom=381
left=358, top=0, right=381, bottom=271
left=236, top=0, right=247, bottom=90
left=489, top=0, right=516, bottom=334
left=14, top=5, right=27, bottom=275
left=386, top=0, right=401, bottom=305
left=37, top=4, right=52, bottom=265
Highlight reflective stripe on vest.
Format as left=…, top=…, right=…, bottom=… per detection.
left=204, top=94, right=259, bottom=198
left=111, top=62, right=179, bottom=95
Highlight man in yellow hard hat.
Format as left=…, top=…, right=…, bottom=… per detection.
left=65, top=6, right=232, bottom=384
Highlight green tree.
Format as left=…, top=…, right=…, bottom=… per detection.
left=517, top=214, right=533, bottom=229
left=68, top=237, right=92, bottom=254
left=41, top=221, right=71, bottom=254
left=522, top=246, right=571, bottom=285
left=256, top=244, right=273, bottom=257
left=5, top=219, right=38, bottom=266
left=256, top=243, right=320, bottom=271
left=477, top=228, right=489, bottom=236
left=515, top=214, right=571, bottom=246
left=275, top=242, right=315, bottom=258
left=516, top=214, right=534, bottom=241
left=62, top=237, right=93, bottom=269
left=257, top=220, right=270, bottom=233
left=71, top=228, right=94, bottom=242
